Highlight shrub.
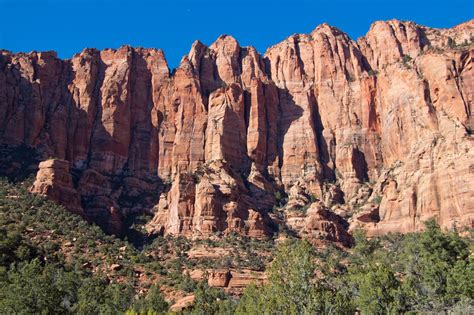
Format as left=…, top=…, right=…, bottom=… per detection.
left=130, top=284, right=168, bottom=314
left=368, top=69, right=379, bottom=76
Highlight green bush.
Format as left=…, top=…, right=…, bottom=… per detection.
left=235, top=220, right=473, bottom=314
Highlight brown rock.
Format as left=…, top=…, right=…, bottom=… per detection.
left=227, top=269, right=267, bottom=289
left=110, top=263, right=122, bottom=271
left=205, top=84, right=246, bottom=170
left=285, top=202, right=352, bottom=246
left=189, top=268, right=265, bottom=289
left=170, top=295, right=195, bottom=312
left=148, top=160, right=273, bottom=238
left=2, top=19, right=473, bottom=240
left=30, top=159, right=83, bottom=215
left=207, top=270, right=232, bottom=287
left=353, top=116, right=474, bottom=236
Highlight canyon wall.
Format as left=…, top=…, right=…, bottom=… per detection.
left=1, top=19, right=473, bottom=241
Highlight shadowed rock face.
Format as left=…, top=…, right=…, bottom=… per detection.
left=1, top=19, right=473, bottom=241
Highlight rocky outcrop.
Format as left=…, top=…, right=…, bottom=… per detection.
left=147, top=160, right=273, bottom=238
left=285, top=202, right=352, bottom=246
left=30, top=159, right=83, bottom=215
left=1, top=19, right=473, bottom=240
left=189, top=268, right=266, bottom=291
left=264, top=20, right=473, bottom=235
left=170, top=295, right=195, bottom=312
left=350, top=115, right=474, bottom=236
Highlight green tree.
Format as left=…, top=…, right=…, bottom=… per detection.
left=447, top=258, right=474, bottom=301
left=75, top=275, right=134, bottom=314
left=131, top=284, right=168, bottom=314
left=237, top=239, right=355, bottom=314
left=351, top=263, right=401, bottom=314
left=0, top=259, right=75, bottom=314
left=264, top=239, right=316, bottom=314
left=0, top=226, right=34, bottom=267
left=400, top=219, right=470, bottom=312
left=235, top=283, right=264, bottom=315
left=352, top=229, right=379, bottom=259
left=188, top=281, right=236, bottom=314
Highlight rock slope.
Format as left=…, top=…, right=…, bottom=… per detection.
left=1, top=19, right=473, bottom=241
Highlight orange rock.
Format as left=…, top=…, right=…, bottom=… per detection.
left=189, top=268, right=266, bottom=289
left=170, top=295, right=195, bottom=312
left=147, top=160, right=273, bottom=238
left=285, top=202, right=353, bottom=246
left=30, top=159, right=83, bottom=215
left=2, top=19, right=473, bottom=240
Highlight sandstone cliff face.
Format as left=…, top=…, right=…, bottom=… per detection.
left=1, top=19, right=473, bottom=241
left=30, top=159, right=83, bottom=216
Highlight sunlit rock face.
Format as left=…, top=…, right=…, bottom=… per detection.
left=2, top=19, right=473, bottom=241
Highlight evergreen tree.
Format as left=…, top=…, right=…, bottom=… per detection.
left=351, top=263, right=401, bottom=314
left=131, top=284, right=169, bottom=314
left=400, top=219, right=470, bottom=312
left=0, top=259, right=75, bottom=314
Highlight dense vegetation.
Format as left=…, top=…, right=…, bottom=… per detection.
left=0, top=178, right=270, bottom=314
left=0, top=177, right=472, bottom=314
left=0, top=177, right=171, bottom=314
left=235, top=225, right=473, bottom=314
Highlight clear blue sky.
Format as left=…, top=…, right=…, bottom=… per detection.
left=1, top=0, right=472, bottom=69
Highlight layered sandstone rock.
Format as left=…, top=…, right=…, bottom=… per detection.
left=170, top=295, right=195, bottom=312
left=285, top=202, right=352, bottom=246
left=147, top=160, right=273, bottom=238
left=1, top=19, right=473, bottom=240
left=351, top=115, right=474, bottom=236
left=189, top=268, right=266, bottom=290
left=30, top=159, right=83, bottom=215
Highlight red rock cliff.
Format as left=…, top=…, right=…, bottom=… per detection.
left=1, top=19, right=472, bottom=240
